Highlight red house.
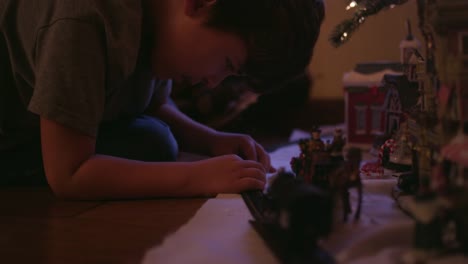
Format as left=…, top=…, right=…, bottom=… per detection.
left=343, top=62, right=403, bottom=145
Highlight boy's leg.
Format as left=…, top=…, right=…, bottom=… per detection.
left=96, top=115, right=179, bottom=162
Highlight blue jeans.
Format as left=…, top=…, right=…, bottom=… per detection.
left=1, top=115, right=178, bottom=186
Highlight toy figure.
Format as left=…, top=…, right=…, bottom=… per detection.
left=308, top=126, right=325, bottom=153
left=327, top=128, right=346, bottom=164
left=290, top=139, right=312, bottom=182
left=291, top=130, right=336, bottom=188
left=242, top=169, right=335, bottom=264
left=329, top=147, right=363, bottom=222
left=308, top=152, right=335, bottom=189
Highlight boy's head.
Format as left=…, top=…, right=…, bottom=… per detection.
left=151, top=0, right=325, bottom=93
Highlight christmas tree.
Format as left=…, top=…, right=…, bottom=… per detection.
left=330, top=0, right=411, bottom=47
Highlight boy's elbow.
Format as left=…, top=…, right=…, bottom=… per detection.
left=43, top=157, right=98, bottom=200
left=47, top=178, right=78, bottom=200
left=45, top=171, right=85, bottom=200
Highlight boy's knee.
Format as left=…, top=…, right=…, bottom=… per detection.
left=147, top=123, right=178, bottom=162
left=96, top=116, right=179, bottom=162
left=130, top=117, right=179, bottom=162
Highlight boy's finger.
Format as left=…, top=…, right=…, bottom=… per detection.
left=240, top=140, right=258, bottom=162
left=237, top=177, right=265, bottom=192
left=239, top=167, right=266, bottom=183
left=255, top=143, right=275, bottom=172
left=240, top=160, right=266, bottom=173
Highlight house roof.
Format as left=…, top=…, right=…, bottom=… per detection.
left=343, top=70, right=404, bottom=88
left=343, top=62, right=403, bottom=89
left=382, top=74, right=419, bottom=111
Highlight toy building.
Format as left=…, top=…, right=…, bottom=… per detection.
left=343, top=62, right=403, bottom=145
left=343, top=22, right=423, bottom=146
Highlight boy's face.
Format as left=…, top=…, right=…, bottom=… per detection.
left=152, top=0, right=246, bottom=88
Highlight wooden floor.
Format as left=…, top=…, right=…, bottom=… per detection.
left=1, top=187, right=207, bottom=264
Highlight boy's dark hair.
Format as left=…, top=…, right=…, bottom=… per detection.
left=205, top=0, right=325, bottom=93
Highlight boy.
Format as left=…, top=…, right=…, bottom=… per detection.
left=0, top=0, right=325, bottom=199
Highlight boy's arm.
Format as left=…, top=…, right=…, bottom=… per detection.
left=41, top=117, right=194, bottom=199
left=41, top=117, right=265, bottom=200
left=152, top=103, right=218, bottom=155
left=147, top=82, right=273, bottom=171
left=145, top=80, right=216, bottom=155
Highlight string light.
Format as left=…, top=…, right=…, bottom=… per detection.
left=330, top=0, right=410, bottom=47
left=346, top=1, right=358, bottom=10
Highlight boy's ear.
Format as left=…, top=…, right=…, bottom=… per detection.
left=184, top=0, right=217, bottom=18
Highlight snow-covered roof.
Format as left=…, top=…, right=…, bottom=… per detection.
left=343, top=69, right=404, bottom=87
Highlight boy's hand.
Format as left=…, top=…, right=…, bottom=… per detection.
left=192, top=155, right=267, bottom=195
left=209, top=132, right=276, bottom=173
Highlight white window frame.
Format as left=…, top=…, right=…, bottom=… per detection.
left=355, top=105, right=367, bottom=135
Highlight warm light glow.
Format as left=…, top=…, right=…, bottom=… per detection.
left=346, top=1, right=358, bottom=10
left=341, top=32, right=349, bottom=42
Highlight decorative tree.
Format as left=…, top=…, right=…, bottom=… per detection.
left=330, top=0, right=411, bottom=47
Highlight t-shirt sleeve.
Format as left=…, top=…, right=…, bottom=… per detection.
left=29, top=19, right=106, bottom=137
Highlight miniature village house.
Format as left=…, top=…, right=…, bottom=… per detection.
left=344, top=23, right=424, bottom=146
left=343, top=62, right=403, bottom=145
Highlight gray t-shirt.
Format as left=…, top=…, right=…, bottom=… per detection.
left=0, top=0, right=164, bottom=152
